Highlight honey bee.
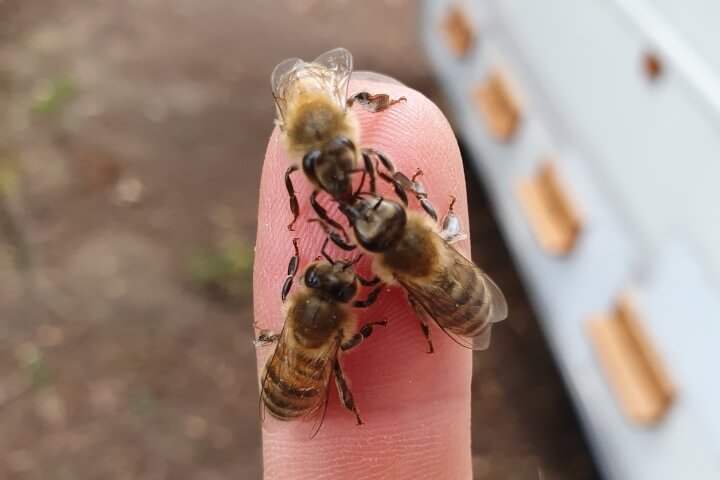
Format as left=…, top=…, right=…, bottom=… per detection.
left=271, top=47, right=406, bottom=231
left=329, top=193, right=508, bottom=353
left=256, top=238, right=386, bottom=435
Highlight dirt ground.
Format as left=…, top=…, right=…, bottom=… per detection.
left=0, top=1, right=598, bottom=479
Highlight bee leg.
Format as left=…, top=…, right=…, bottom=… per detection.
left=370, top=150, right=438, bottom=221
left=389, top=168, right=436, bottom=221
left=352, top=166, right=370, bottom=199
left=440, top=196, right=467, bottom=244
left=361, top=150, right=377, bottom=194
left=409, top=295, right=434, bottom=354
left=352, top=285, right=383, bottom=308
left=310, top=191, right=352, bottom=242
left=347, top=92, right=406, bottom=113
left=254, top=330, right=280, bottom=347
left=408, top=169, right=438, bottom=221
left=327, top=231, right=356, bottom=251
left=377, top=168, right=409, bottom=206
left=355, top=274, right=381, bottom=286
left=308, top=218, right=357, bottom=251
left=341, top=319, right=388, bottom=351
left=333, top=358, right=363, bottom=425
left=367, top=149, right=410, bottom=206
left=281, top=238, right=301, bottom=302
left=285, top=165, right=300, bottom=231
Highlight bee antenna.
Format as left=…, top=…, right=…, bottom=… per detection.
left=320, top=237, right=334, bottom=264
left=353, top=169, right=367, bottom=199
left=345, top=254, right=363, bottom=269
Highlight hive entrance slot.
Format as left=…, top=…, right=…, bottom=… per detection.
left=515, top=161, right=581, bottom=255
left=587, top=295, right=675, bottom=425
left=474, top=70, right=520, bottom=142
left=441, top=6, right=474, bottom=58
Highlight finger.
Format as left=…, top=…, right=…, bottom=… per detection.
left=254, top=79, right=472, bottom=480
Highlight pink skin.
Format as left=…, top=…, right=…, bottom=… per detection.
left=254, top=80, right=472, bottom=480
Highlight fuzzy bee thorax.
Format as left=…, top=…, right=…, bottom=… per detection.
left=281, top=92, right=359, bottom=159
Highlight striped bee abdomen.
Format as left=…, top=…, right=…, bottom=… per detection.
left=399, top=242, right=508, bottom=349
left=422, top=268, right=485, bottom=332
left=261, top=334, right=336, bottom=421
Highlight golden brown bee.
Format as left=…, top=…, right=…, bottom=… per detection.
left=332, top=194, right=508, bottom=353
left=256, top=238, right=386, bottom=435
left=271, top=47, right=406, bottom=231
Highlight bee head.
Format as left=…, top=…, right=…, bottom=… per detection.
left=342, top=197, right=406, bottom=252
left=302, top=136, right=356, bottom=201
left=303, top=260, right=358, bottom=303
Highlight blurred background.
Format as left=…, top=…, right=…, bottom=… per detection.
left=5, top=0, right=717, bottom=479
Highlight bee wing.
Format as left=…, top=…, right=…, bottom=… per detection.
left=303, top=356, right=339, bottom=438
left=312, top=47, right=353, bottom=109
left=401, top=246, right=508, bottom=351
left=270, top=56, right=302, bottom=123
left=258, top=323, right=290, bottom=426
left=270, top=48, right=354, bottom=123
left=435, top=303, right=494, bottom=350
left=259, top=325, right=341, bottom=438
left=301, top=336, right=342, bottom=439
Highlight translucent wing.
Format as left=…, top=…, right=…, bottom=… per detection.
left=270, top=57, right=302, bottom=123
left=303, top=369, right=334, bottom=439
left=400, top=244, right=508, bottom=350
left=270, top=48, right=354, bottom=122
left=259, top=324, right=339, bottom=438
left=312, top=47, right=353, bottom=108
left=301, top=335, right=341, bottom=439
left=313, top=47, right=353, bottom=72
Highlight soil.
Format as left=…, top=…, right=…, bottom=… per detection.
left=0, top=1, right=599, bottom=478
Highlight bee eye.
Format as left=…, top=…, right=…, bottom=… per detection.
left=337, top=284, right=356, bottom=303
left=304, top=269, right=321, bottom=288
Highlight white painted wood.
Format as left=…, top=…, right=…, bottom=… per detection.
left=421, top=1, right=720, bottom=478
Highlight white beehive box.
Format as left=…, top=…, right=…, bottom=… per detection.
left=422, top=0, right=720, bottom=478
